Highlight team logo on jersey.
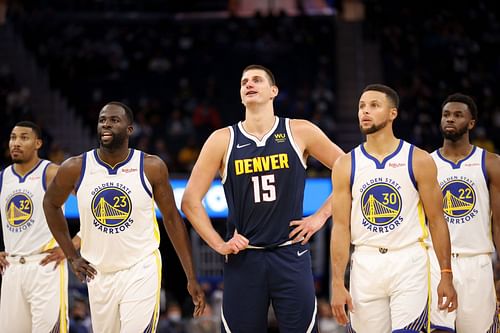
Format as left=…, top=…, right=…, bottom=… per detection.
left=274, top=133, right=287, bottom=143
left=441, top=179, right=477, bottom=224
left=360, top=181, right=403, bottom=233
left=91, top=185, right=134, bottom=234
left=5, top=191, right=35, bottom=232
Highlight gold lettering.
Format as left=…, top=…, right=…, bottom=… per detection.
left=279, top=153, right=289, bottom=168
left=252, top=157, right=263, bottom=172
left=235, top=160, right=244, bottom=175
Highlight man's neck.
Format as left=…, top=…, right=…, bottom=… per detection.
left=13, top=157, right=41, bottom=176
left=97, top=146, right=130, bottom=168
left=364, top=129, right=400, bottom=160
left=440, top=136, right=473, bottom=162
left=243, top=105, right=276, bottom=140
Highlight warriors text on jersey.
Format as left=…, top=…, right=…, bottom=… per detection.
left=350, top=140, right=428, bottom=249
left=223, top=117, right=307, bottom=247
left=0, top=160, right=56, bottom=255
left=76, top=149, right=160, bottom=272
left=431, top=146, right=494, bottom=255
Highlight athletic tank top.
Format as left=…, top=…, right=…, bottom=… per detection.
left=76, top=149, right=160, bottom=272
left=0, top=160, right=57, bottom=255
left=222, top=117, right=307, bottom=247
left=431, top=146, right=494, bottom=254
left=350, top=140, right=428, bottom=249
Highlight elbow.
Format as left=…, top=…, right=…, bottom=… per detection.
left=180, top=195, right=192, bottom=217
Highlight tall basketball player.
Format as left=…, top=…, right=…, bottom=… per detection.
left=429, top=93, right=500, bottom=332
left=43, top=102, right=206, bottom=332
left=182, top=64, right=344, bottom=332
left=0, top=121, right=68, bottom=332
left=330, top=84, right=457, bottom=333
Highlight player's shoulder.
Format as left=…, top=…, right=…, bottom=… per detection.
left=60, top=154, right=84, bottom=170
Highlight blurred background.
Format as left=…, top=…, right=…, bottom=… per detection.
left=1, top=0, right=499, bottom=332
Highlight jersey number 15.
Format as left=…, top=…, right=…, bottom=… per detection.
left=251, top=174, right=276, bottom=203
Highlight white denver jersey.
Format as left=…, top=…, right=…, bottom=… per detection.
left=0, top=160, right=56, bottom=255
left=76, top=149, right=160, bottom=272
left=350, top=140, right=428, bottom=249
left=431, top=146, right=494, bottom=255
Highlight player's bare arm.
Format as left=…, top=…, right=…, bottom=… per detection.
left=289, top=119, right=345, bottom=244
left=487, top=153, right=500, bottom=254
left=182, top=128, right=249, bottom=255
left=143, top=154, right=206, bottom=317
left=413, top=148, right=457, bottom=311
left=330, top=154, right=354, bottom=326
left=0, top=251, right=8, bottom=274
left=43, top=156, right=97, bottom=281
left=40, top=163, right=65, bottom=268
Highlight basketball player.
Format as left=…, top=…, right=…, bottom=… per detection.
left=0, top=121, right=69, bottom=332
left=429, top=93, right=500, bottom=332
left=181, top=64, right=344, bottom=332
left=43, top=102, right=206, bottom=332
left=330, top=84, right=457, bottom=333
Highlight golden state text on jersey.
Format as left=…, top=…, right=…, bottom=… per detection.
left=90, top=182, right=134, bottom=234
left=359, top=178, right=404, bottom=233
left=4, top=189, right=35, bottom=232
left=439, top=176, right=477, bottom=224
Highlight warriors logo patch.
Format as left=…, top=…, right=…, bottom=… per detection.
left=441, top=180, right=477, bottom=224
left=361, top=182, right=403, bottom=232
left=5, top=192, right=34, bottom=231
left=91, top=186, right=133, bottom=233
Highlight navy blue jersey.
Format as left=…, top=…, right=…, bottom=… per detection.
left=223, top=117, right=307, bottom=247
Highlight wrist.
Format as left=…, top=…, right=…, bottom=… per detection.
left=440, top=268, right=453, bottom=274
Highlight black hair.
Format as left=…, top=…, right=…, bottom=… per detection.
left=14, top=121, right=42, bottom=139
left=441, top=93, right=478, bottom=120
left=362, top=84, right=400, bottom=108
left=106, top=101, right=134, bottom=124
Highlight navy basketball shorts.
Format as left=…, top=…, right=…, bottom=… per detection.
left=221, top=242, right=318, bottom=333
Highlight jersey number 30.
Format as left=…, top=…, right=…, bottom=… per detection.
left=251, top=174, right=276, bottom=203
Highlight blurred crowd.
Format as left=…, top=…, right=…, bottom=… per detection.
left=4, top=8, right=338, bottom=175
left=365, top=0, right=500, bottom=153
left=3, top=0, right=500, bottom=331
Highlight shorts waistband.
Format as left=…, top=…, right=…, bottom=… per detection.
left=8, top=253, right=47, bottom=264
left=451, top=252, right=490, bottom=258
left=246, top=239, right=297, bottom=250
left=355, top=242, right=427, bottom=254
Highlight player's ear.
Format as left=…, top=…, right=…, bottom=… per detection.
left=271, top=86, right=279, bottom=99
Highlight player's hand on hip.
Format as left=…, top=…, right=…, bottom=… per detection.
left=217, top=229, right=249, bottom=255
left=331, top=285, right=354, bottom=326
left=289, top=215, right=323, bottom=245
left=40, top=247, right=65, bottom=270
left=0, top=251, right=9, bottom=274
left=187, top=279, right=207, bottom=317
left=68, top=256, right=97, bottom=283
left=437, top=277, right=458, bottom=312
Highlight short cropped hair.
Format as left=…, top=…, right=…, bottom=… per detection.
left=362, top=84, right=400, bottom=109
left=106, top=101, right=134, bottom=124
left=242, top=64, right=276, bottom=86
left=14, top=121, right=42, bottom=139
left=441, top=93, right=478, bottom=120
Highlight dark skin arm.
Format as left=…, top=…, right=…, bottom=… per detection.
left=40, top=163, right=81, bottom=269
left=144, top=154, right=206, bottom=317
left=487, top=153, right=500, bottom=257
left=43, top=156, right=97, bottom=282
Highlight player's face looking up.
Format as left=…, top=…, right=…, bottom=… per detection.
left=440, top=101, right=475, bottom=142
left=358, top=90, right=397, bottom=135
left=240, top=69, right=278, bottom=107
left=97, top=104, right=133, bottom=150
left=9, top=126, right=41, bottom=164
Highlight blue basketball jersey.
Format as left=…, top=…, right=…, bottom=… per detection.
left=222, top=117, right=307, bottom=247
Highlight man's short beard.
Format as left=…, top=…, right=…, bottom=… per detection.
left=98, top=133, right=127, bottom=150
left=441, top=126, right=468, bottom=142
left=360, top=120, right=388, bottom=135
